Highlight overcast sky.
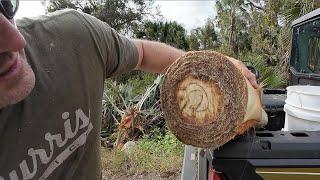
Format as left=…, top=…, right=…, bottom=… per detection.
left=16, top=0, right=216, bottom=32
left=154, top=1, right=216, bottom=31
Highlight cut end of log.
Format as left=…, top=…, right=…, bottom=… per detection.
left=161, top=51, right=250, bottom=149
left=161, top=51, right=267, bottom=149
left=235, top=119, right=258, bottom=134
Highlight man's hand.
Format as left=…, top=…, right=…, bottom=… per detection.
left=226, top=56, right=259, bottom=89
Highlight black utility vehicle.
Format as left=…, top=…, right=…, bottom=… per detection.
left=181, top=8, right=320, bottom=180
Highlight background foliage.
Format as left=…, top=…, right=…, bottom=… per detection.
left=45, top=0, right=320, bottom=90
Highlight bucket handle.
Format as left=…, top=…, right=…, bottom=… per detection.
left=298, top=94, right=303, bottom=108
left=289, top=91, right=303, bottom=108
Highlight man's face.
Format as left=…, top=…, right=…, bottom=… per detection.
left=0, top=0, right=35, bottom=109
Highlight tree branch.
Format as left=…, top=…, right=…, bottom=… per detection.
left=246, top=0, right=264, bottom=10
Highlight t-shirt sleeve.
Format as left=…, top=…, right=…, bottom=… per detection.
left=76, top=11, right=139, bottom=78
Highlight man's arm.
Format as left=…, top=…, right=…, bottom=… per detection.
left=132, top=39, right=185, bottom=74
left=132, top=39, right=258, bottom=88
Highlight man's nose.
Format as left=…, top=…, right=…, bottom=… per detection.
left=0, top=14, right=26, bottom=53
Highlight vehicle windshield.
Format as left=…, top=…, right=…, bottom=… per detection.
left=292, top=17, right=320, bottom=74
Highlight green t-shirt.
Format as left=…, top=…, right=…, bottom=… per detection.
left=0, top=9, right=138, bottom=180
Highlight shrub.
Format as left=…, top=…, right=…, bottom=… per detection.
left=101, top=130, right=184, bottom=176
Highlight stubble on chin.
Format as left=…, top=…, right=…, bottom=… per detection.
left=0, top=51, right=35, bottom=109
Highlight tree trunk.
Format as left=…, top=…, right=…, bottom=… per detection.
left=160, top=51, right=267, bottom=149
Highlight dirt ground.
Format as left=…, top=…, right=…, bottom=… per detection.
left=102, top=170, right=180, bottom=180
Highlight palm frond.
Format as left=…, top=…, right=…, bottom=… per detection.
left=136, top=75, right=163, bottom=111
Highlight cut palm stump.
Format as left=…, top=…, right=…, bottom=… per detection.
left=160, top=51, right=268, bottom=149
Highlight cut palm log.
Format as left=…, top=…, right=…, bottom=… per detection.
left=160, top=51, right=268, bottom=149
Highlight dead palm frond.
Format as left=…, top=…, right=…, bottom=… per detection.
left=102, top=75, right=164, bottom=149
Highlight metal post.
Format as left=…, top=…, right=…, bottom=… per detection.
left=181, top=145, right=197, bottom=180
left=198, top=149, right=208, bottom=180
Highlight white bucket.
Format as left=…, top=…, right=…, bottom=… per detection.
left=284, top=86, right=320, bottom=131
left=284, top=104, right=320, bottom=131
left=286, top=86, right=320, bottom=111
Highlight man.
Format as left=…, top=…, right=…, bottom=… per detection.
left=0, top=0, right=258, bottom=179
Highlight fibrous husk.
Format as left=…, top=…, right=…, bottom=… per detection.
left=160, top=51, right=267, bottom=149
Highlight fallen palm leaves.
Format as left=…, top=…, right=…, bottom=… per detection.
left=103, top=76, right=164, bottom=149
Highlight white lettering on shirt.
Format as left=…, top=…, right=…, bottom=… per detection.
left=0, top=108, right=93, bottom=180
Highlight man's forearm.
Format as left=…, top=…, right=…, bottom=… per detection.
left=132, top=39, right=185, bottom=74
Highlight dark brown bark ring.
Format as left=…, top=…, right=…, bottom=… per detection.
left=161, top=51, right=248, bottom=149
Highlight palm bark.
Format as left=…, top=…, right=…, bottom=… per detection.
left=161, top=51, right=267, bottom=149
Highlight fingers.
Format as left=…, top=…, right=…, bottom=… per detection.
left=227, top=57, right=259, bottom=88
left=244, top=68, right=259, bottom=88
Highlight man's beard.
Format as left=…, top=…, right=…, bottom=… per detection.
left=0, top=51, right=35, bottom=109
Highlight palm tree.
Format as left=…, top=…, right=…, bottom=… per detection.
left=279, top=0, right=320, bottom=70
left=134, top=20, right=189, bottom=50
